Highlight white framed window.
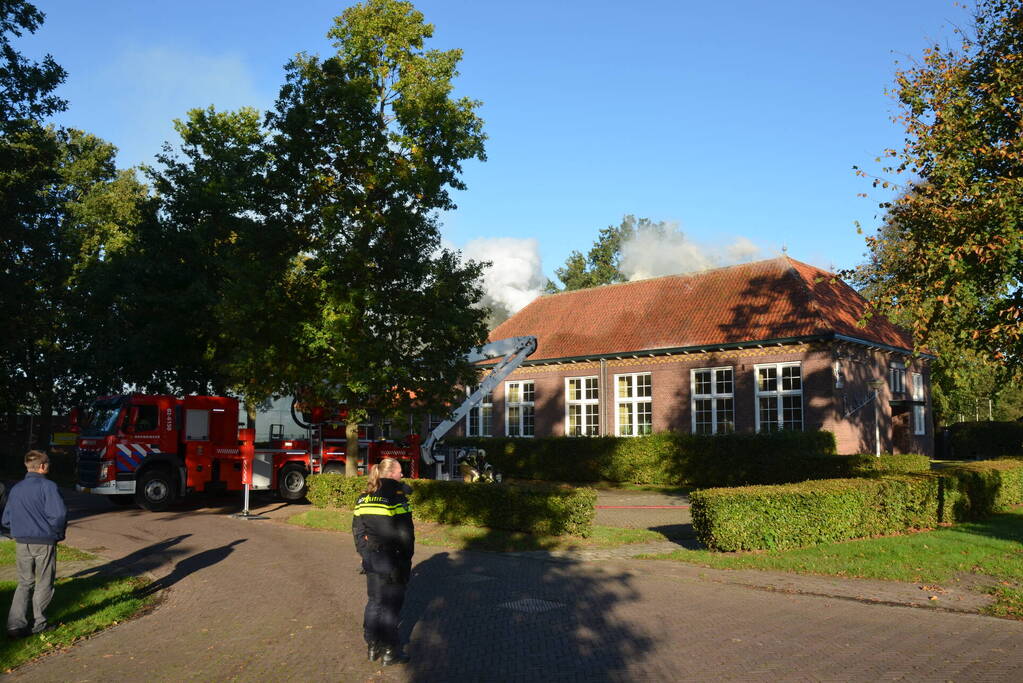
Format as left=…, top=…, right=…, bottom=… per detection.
left=692, top=367, right=735, bottom=435
left=505, top=380, right=534, bottom=437
left=615, top=373, right=652, bottom=436
left=912, top=372, right=926, bottom=435
left=889, top=362, right=906, bottom=394
left=755, top=363, right=803, bottom=432
left=466, top=385, right=493, bottom=437
left=566, top=376, right=600, bottom=436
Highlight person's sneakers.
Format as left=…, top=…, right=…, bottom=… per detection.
left=31, top=625, right=55, bottom=636
left=367, top=642, right=383, bottom=662
left=5, top=628, right=28, bottom=639
left=381, top=647, right=410, bottom=666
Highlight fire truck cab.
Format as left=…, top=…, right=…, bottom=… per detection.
left=76, top=394, right=247, bottom=510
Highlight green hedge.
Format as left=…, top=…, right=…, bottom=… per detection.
left=448, top=432, right=927, bottom=488
left=691, top=459, right=1023, bottom=551
left=948, top=421, right=1023, bottom=459
left=307, top=474, right=596, bottom=537
left=691, top=476, right=943, bottom=551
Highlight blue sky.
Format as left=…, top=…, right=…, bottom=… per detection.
left=24, top=0, right=970, bottom=309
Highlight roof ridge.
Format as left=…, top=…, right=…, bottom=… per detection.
left=782, top=255, right=833, bottom=335
left=543, top=255, right=792, bottom=299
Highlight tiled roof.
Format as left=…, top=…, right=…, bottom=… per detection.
left=489, top=256, right=915, bottom=362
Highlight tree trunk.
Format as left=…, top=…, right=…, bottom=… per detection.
left=345, top=419, right=360, bottom=477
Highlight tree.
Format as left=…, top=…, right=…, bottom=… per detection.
left=0, top=0, right=65, bottom=124
left=1, top=127, right=152, bottom=441
left=266, top=0, right=489, bottom=474
left=140, top=106, right=298, bottom=407
left=857, top=0, right=1023, bottom=371
left=553, top=215, right=678, bottom=291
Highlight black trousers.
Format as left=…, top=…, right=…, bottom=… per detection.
left=363, top=572, right=407, bottom=647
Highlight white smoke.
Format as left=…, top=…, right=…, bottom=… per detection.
left=462, top=237, right=546, bottom=325
left=619, top=223, right=766, bottom=281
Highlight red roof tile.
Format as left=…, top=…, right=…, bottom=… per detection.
left=489, top=257, right=914, bottom=361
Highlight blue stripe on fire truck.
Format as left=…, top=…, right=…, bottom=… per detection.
left=115, top=443, right=161, bottom=472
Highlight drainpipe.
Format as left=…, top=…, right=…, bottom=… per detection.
left=868, top=378, right=885, bottom=457
left=600, top=359, right=608, bottom=436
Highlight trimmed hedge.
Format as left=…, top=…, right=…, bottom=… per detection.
left=691, top=476, right=943, bottom=551
left=691, top=458, right=1023, bottom=551
left=447, top=433, right=931, bottom=488
left=948, top=421, right=1023, bottom=459
left=307, top=474, right=596, bottom=537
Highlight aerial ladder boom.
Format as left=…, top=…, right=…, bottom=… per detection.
left=420, top=335, right=537, bottom=465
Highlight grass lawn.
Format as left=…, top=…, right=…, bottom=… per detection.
left=647, top=509, right=1023, bottom=619
left=0, top=541, right=157, bottom=672
left=288, top=507, right=663, bottom=552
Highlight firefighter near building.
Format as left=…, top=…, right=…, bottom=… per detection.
left=73, top=336, right=537, bottom=511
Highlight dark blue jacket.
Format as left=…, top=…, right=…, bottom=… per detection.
left=1, top=473, right=67, bottom=545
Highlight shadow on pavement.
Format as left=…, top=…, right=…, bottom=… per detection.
left=649, top=524, right=703, bottom=549
left=71, top=534, right=193, bottom=579
left=136, top=539, right=247, bottom=597
left=401, top=549, right=653, bottom=681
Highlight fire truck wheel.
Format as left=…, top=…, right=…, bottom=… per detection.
left=322, top=462, right=345, bottom=475
left=106, top=495, right=135, bottom=507
left=136, top=468, right=177, bottom=511
left=278, top=465, right=308, bottom=501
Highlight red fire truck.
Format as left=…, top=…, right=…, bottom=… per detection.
left=74, top=336, right=536, bottom=511
left=73, top=394, right=421, bottom=510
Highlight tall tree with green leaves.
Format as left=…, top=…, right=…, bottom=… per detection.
left=141, top=106, right=298, bottom=407
left=267, top=0, right=489, bottom=473
left=857, top=0, right=1023, bottom=372
left=553, top=215, right=675, bottom=291
left=3, top=127, right=152, bottom=440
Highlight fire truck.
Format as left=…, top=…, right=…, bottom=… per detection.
left=74, top=336, right=536, bottom=511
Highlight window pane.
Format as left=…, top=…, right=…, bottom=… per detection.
left=585, top=404, right=599, bottom=436
left=568, top=404, right=581, bottom=436
left=694, top=370, right=711, bottom=396
left=568, top=379, right=581, bottom=401
left=637, top=402, right=652, bottom=435
left=585, top=377, right=599, bottom=400
left=468, top=408, right=479, bottom=435
left=694, top=398, right=713, bottom=434
left=523, top=382, right=534, bottom=402
left=781, top=395, right=802, bottom=430
left=758, top=367, right=777, bottom=392
left=481, top=405, right=492, bottom=436
left=618, top=403, right=633, bottom=436
left=781, top=365, right=801, bottom=391
left=617, top=376, right=632, bottom=399
left=636, top=374, right=652, bottom=397
left=715, top=368, right=733, bottom=395
left=523, top=405, right=534, bottom=436
left=716, top=397, right=734, bottom=433
left=508, top=406, right=520, bottom=436
left=507, top=384, right=520, bottom=403
left=759, top=396, right=778, bottom=432
left=914, top=405, right=926, bottom=435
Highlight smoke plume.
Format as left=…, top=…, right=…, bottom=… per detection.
left=619, top=223, right=766, bottom=281
left=463, top=237, right=546, bottom=326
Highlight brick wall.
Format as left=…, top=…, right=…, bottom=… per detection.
left=458, top=340, right=935, bottom=457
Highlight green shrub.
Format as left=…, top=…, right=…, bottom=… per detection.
left=847, top=453, right=931, bottom=478
left=306, top=474, right=596, bottom=537
left=447, top=431, right=838, bottom=487
left=690, top=476, right=942, bottom=551
left=691, top=459, right=1023, bottom=552
left=306, top=473, right=366, bottom=509
left=938, top=458, right=1023, bottom=519
left=948, top=421, right=1023, bottom=459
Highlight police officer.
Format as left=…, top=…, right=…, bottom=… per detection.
left=352, top=457, right=414, bottom=665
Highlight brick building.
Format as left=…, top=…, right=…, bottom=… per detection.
left=460, top=256, right=933, bottom=456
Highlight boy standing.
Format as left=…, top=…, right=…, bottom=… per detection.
left=2, top=450, right=67, bottom=637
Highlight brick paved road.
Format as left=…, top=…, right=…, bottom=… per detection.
left=7, top=491, right=1023, bottom=682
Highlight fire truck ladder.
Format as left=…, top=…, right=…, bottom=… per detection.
left=307, top=424, right=324, bottom=473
